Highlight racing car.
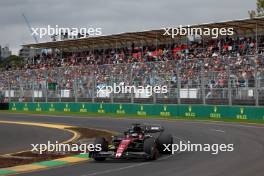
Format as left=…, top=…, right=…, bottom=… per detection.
left=89, top=123, right=173, bottom=161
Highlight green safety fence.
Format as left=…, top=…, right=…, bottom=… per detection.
left=9, top=102, right=264, bottom=121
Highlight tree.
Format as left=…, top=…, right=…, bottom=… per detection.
left=257, top=0, right=264, bottom=15
left=0, top=55, right=24, bottom=70
left=249, top=0, right=264, bottom=18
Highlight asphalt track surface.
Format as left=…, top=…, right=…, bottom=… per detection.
left=0, top=119, right=73, bottom=155
left=1, top=113, right=264, bottom=176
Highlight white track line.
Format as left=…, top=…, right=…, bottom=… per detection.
left=81, top=162, right=148, bottom=176
left=210, top=129, right=225, bottom=133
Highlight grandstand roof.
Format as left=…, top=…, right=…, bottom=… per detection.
left=23, top=17, right=264, bottom=50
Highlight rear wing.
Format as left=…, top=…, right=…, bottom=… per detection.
left=144, top=125, right=164, bottom=133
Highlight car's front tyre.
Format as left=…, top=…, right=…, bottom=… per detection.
left=144, top=137, right=158, bottom=160
left=92, top=137, right=108, bottom=161
left=157, top=133, right=173, bottom=154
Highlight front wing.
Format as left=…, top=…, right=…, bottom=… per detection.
left=90, top=151, right=152, bottom=159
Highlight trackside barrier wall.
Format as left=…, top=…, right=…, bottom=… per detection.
left=9, top=103, right=264, bottom=121
left=0, top=103, right=9, bottom=110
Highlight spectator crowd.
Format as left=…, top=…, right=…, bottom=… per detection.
left=0, top=36, right=264, bottom=100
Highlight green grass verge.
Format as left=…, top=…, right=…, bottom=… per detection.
left=0, top=170, right=16, bottom=176
left=2, top=110, right=264, bottom=125
left=33, top=160, right=67, bottom=167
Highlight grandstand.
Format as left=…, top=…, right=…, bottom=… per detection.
left=1, top=18, right=264, bottom=105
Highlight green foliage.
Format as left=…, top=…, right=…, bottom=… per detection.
left=257, top=0, right=264, bottom=14
left=0, top=55, right=24, bottom=70
left=249, top=0, right=264, bottom=18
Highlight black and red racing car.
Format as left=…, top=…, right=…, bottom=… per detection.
left=89, top=123, right=173, bottom=161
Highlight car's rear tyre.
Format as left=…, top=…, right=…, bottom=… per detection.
left=93, top=137, right=108, bottom=161
left=157, top=133, right=173, bottom=154
left=144, top=137, right=158, bottom=160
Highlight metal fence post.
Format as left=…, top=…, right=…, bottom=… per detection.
left=32, top=76, right=35, bottom=102
left=8, top=72, right=11, bottom=102
left=74, top=77, right=78, bottom=103
left=177, top=63, right=181, bottom=104
left=227, top=65, right=232, bottom=106
left=58, top=70, right=61, bottom=103
left=110, top=72, right=114, bottom=104
left=201, top=63, right=206, bottom=105
left=92, top=71, right=95, bottom=103
left=153, top=70, right=157, bottom=104
left=19, top=72, right=23, bottom=102
left=255, top=65, right=259, bottom=106
left=130, top=66, right=134, bottom=103
left=45, top=71, right=48, bottom=103
left=58, top=84, right=61, bottom=102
